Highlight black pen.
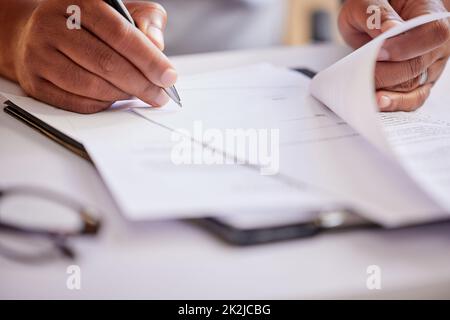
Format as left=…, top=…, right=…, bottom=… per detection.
left=104, top=0, right=182, bottom=107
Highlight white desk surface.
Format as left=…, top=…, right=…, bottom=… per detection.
left=1, top=44, right=450, bottom=299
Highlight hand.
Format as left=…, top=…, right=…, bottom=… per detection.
left=13, top=0, right=175, bottom=114
left=339, top=0, right=450, bottom=112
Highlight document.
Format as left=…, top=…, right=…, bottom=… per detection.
left=132, top=64, right=444, bottom=226
left=308, top=13, right=450, bottom=224
left=1, top=92, right=340, bottom=221
left=3, top=13, right=450, bottom=226
left=132, top=13, right=450, bottom=226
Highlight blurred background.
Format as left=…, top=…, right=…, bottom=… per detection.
left=285, top=0, right=343, bottom=45
left=161, top=0, right=343, bottom=56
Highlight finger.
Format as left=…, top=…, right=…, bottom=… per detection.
left=377, top=84, right=433, bottom=112
left=54, top=25, right=169, bottom=107
left=375, top=51, right=439, bottom=88
left=79, top=1, right=177, bottom=88
left=338, top=0, right=403, bottom=49
left=36, top=49, right=130, bottom=102
left=126, top=1, right=167, bottom=50
left=385, top=58, right=448, bottom=93
left=28, top=77, right=112, bottom=114
left=380, top=19, right=450, bottom=62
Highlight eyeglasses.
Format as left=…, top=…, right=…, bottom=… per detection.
left=0, top=186, right=101, bottom=264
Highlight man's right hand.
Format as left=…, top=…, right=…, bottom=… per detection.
left=12, top=0, right=176, bottom=114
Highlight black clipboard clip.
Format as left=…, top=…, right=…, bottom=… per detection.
left=194, top=209, right=377, bottom=246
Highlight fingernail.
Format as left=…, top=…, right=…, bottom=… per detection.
left=160, top=68, right=178, bottom=87
left=379, top=95, right=391, bottom=110
left=148, top=25, right=164, bottom=50
left=377, top=48, right=390, bottom=61
left=149, top=12, right=165, bottom=29
left=153, top=90, right=170, bottom=107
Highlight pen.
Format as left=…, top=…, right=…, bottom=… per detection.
left=103, top=0, right=182, bottom=107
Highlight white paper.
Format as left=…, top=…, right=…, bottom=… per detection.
left=380, top=90, right=450, bottom=212
left=134, top=64, right=444, bottom=226
left=2, top=92, right=339, bottom=221
left=309, top=13, right=450, bottom=221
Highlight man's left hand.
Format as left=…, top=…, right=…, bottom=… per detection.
left=339, top=0, right=450, bottom=112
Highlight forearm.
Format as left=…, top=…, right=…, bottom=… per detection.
left=0, top=0, right=40, bottom=81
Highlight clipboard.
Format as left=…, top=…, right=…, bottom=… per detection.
left=3, top=68, right=378, bottom=245
left=4, top=99, right=91, bottom=161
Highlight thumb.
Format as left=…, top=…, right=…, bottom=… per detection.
left=126, top=2, right=167, bottom=51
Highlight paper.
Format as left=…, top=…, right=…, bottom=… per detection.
left=86, top=142, right=337, bottom=221
left=381, top=97, right=450, bottom=212
left=134, top=64, right=443, bottom=226
left=83, top=117, right=337, bottom=221
left=131, top=13, right=450, bottom=226
left=309, top=13, right=450, bottom=221
left=2, top=92, right=340, bottom=221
